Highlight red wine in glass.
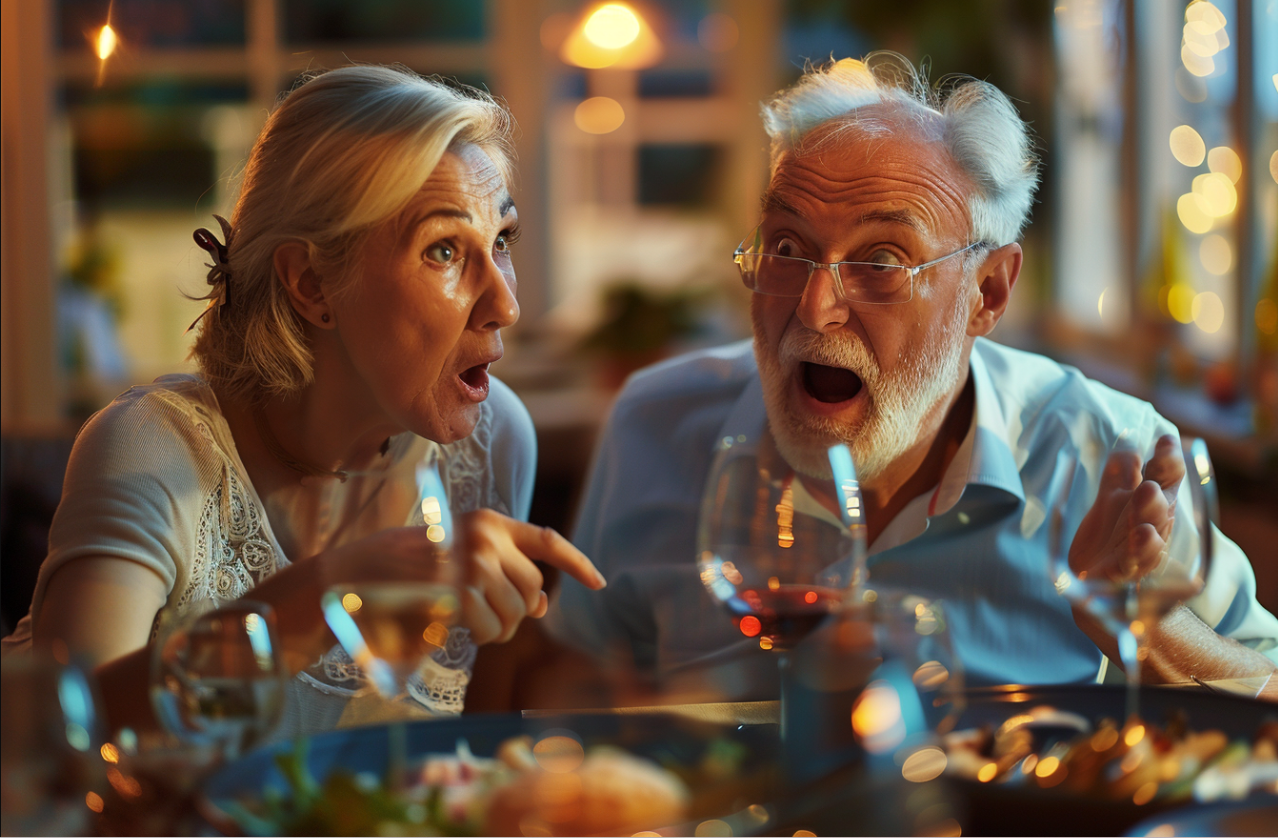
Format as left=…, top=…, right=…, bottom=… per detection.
left=724, top=584, right=844, bottom=650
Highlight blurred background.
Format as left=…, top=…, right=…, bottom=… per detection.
left=1, top=0, right=1275, bottom=625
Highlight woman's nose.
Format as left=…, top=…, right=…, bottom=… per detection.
left=472, top=258, right=519, bottom=330
left=796, top=264, right=850, bottom=333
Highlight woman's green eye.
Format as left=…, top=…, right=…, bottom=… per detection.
left=495, top=236, right=509, bottom=252
left=425, top=243, right=455, bottom=264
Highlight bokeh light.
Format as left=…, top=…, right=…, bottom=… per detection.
left=977, top=762, right=999, bottom=782
left=1168, top=283, right=1196, bottom=324
left=100, top=742, right=119, bottom=763
left=421, top=496, right=442, bottom=524
left=851, top=680, right=905, bottom=753
left=575, top=97, right=626, bottom=134
left=533, top=734, right=585, bottom=773
left=85, top=791, right=105, bottom=813
left=96, top=24, right=118, bottom=60
left=1191, top=172, right=1236, bottom=216
left=901, top=747, right=948, bottom=782
left=1207, top=146, right=1242, bottom=182
left=341, top=592, right=362, bottom=613
left=1192, top=292, right=1224, bottom=333
left=1169, top=125, right=1206, bottom=167
left=1186, top=0, right=1226, bottom=30
left=697, top=13, right=739, bottom=52
left=426, top=524, right=446, bottom=542
left=694, top=819, right=731, bottom=837
left=739, top=615, right=761, bottom=637
left=1182, top=21, right=1218, bottom=57
left=422, top=621, right=449, bottom=648
left=1176, top=193, right=1214, bottom=233
left=1181, top=43, right=1214, bottom=76
left=912, top=660, right=950, bottom=689
left=1199, top=234, right=1232, bottom=275
left=584, top=4, right=640, bottom=49
left=1270, top=150, right=1278, bottom=184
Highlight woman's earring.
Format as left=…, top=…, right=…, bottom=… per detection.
left=321, top=313, right=330, bottom=323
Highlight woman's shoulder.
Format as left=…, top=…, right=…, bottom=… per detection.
left=71, top=374, right=229, bottom=478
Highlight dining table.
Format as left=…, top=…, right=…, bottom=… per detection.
left=191, top=679, right=1278, bottom=838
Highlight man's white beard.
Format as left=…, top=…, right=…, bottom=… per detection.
left=753, top=300, right=970, bottom=482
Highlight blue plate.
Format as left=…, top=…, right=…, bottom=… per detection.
left=204, top=711, right=780, bottom=834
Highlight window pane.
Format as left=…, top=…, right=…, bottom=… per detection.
left=57, top=0, right=246, bottom=49
left=283, top=0, right=485, bottom=43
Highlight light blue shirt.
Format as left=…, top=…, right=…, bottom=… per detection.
left=550, top=338, right=1278, bottom=698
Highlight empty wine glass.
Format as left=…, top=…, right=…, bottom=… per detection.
left=150, top=599, right=286, bottom=760
left=1049, top=433, right=1215, bottom=720
left=696, top=428, right=867, bottom=739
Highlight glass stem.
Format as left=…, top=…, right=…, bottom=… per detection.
left=1120, top=583, right=1141, bottom=721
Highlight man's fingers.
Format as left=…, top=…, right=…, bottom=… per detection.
left=1143, top=434, right=1186, bottom=493
left=1131, top=479, right=1175, bottom=541
left=1101, top=449, right=1144, bottom=493
left=506, top=520, right=606, bottom=590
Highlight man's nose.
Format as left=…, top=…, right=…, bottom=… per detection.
left=795, top=264, right=850, bottom=333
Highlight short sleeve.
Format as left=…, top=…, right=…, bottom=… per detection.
left=27, top=387, right=223, bottom=623
left=482, top=377, right=537, bottom=522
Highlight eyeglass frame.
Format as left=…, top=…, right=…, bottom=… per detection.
left=733, top=230, right=990, bottom=305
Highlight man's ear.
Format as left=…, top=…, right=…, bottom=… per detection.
left=967, top=243, right=1022, bottom=338
left=274, top=242, right=334, bottom=329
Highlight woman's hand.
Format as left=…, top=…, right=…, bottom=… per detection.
left=455, top=509, right=606, bottom=645
left=1068, top=434, right=1184, bottom=584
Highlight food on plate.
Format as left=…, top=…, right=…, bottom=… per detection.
left=484, top=745, right=690, bottom=836
left=940, top=705, right=1278, bottom=805
left=224, top=734, right=691, bottom=836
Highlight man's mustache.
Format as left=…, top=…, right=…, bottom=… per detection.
left=778, top=330, right=879, bottom=384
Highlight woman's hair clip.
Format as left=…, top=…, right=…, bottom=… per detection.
left=186, top=215, right=233, bottom=334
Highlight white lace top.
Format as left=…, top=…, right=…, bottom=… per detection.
left=4, top=374, right=536, bottom=734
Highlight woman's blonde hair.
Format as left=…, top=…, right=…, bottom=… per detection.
left=191, top=65, right=514, bottom=400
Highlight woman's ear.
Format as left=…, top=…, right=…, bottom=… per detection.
left=274, top=242, right=334, bottom=329
left=967, top=243, right=1022, bottom=338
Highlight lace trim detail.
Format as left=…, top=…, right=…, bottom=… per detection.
left=180, top=436, right=279, bottom=615
left=442, top=402, right=510, bottom=517
left=298, top=627, right=475, bottom=714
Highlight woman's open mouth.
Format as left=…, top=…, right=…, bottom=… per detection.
left=458, top=363, right=491, bottom=400
left=800, top=361, right=863, bottom=405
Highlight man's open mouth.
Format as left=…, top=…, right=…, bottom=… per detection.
left=800, top=361, right=863, bottom=404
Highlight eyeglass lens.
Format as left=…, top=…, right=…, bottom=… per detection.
left=741, top=254, right=911, bottom=304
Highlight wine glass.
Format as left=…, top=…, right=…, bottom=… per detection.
left=320, top=448, right=464, bottom=726
left=695, top=428, right=867, bottom=739
left=150, top=599, right=287, bottom=760
left=1049, top=433, right=1216, bottom=720
left=1, top=654, right=105, bottom=836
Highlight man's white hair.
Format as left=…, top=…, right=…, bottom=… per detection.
left=761, top=52, right=1039, bottom=247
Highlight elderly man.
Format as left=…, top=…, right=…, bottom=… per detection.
left=546, top=55, right=1277, bottom=699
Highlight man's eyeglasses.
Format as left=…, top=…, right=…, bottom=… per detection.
left=733, top=228, right=985, bottom=305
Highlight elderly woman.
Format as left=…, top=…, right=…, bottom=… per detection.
left=2, top=65, right=603, bottom=734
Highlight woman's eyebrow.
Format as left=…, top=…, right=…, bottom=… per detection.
left=499, top=196, right=515, bottom=217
